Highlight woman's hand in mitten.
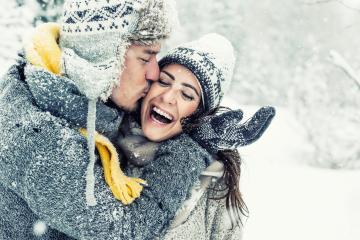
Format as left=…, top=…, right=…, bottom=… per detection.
left=188, top=106, right=276, bottom=154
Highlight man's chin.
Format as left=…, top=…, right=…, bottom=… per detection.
left=107, top=98, right=139, bottom=113
left=120, top=101, right=140, bottom=113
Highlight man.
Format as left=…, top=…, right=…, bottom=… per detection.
left=0, top=0, right=211, bottom=239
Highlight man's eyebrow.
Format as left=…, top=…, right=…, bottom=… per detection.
left=143, top=49, right=159, bottom=55
left=182, top=83, right=200, bottom=97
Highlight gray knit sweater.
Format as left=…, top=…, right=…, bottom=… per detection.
left=0, top=56, right=211, bottom=239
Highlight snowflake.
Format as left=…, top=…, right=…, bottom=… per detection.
left=33, top=220, right=48, bottom=237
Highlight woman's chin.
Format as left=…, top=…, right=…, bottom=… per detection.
left=143, top=130, right=167, bottom=142
left=141, top=113, right=183, bottom=142
left=142, top=126, right=180, bottom=143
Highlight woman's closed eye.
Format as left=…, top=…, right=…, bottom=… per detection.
left=158, top=78, right=171, bottom=87
left=158, top=80, right=195, bottom=100
left=182, top=91, right=195, bottom=101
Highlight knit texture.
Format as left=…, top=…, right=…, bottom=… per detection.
left=0, top=56, right=211, bottom=239
left=125, top=165, right=243, bottom=240
left=115, top=120, right=243, bottom=239
left=161, top=185, right=243, bottom=240
left=61, top=0, right=177, bottom=44
left=189, top=107, right=276, bottom=154
left=59, top=1, right=178, bottom=204
left=0, top=183, right=75, bottom=240
left=60, top=0, right=178, bottom=101
left=24, top=63, right=123, bottom=134
left=159, top=33, right=235, bottom=114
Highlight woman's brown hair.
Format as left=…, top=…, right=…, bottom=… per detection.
left=214, top=149, right=248, bottom=227
left=182, top=106, right=249, bottom=227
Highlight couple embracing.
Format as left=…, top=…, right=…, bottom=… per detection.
left=0, top=0, right=275, bottom=239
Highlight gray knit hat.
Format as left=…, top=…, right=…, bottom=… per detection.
left=159, top=33, right=235, bottom=115
left=59, top=0, right=178, bottom=206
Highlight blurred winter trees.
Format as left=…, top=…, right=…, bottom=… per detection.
left=0, top=1, right=35, bottom=67
left=171, top=0, right=360, bottom=169
left=32, top=0, right=64, bottom=24
left=291, top=50, right=360, bottom=168
left=0, top=0, right=64, bottom=69
left=0, top=0, right=359, bottom=168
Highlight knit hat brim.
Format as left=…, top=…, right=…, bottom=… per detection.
left=158, top=54, right=211, bottom=114
left=158, top=33, right=235, bottom=116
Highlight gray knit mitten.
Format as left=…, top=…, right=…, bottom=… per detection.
left=188, top=106, right=276, bottom=154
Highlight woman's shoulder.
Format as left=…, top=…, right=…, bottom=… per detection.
left=204, top=184, right=243, bottom=239
left=164, top=182, right=243, bottom=240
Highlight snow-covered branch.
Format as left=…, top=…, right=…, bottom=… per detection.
left=329, top=50, right=360, bottom=90
left=302, top=0, right=335, bottom=4
left=336, top=0, right=360, bottom=12
left=303, top=0, right=360, bottom=12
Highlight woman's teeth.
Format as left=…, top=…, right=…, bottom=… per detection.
left=152, top=106, right=173, bottom=121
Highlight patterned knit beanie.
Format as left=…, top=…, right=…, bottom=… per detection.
left=60, top=0, right=177, bottom=101
left=158, top=33, right=235, bottom=115
left=59, top=0, right=178, bottom=206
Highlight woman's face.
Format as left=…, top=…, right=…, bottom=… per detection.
left=141, top=64, right=201, bottom=142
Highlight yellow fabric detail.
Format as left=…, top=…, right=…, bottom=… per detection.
left=25, top=22, right=62, bottom=75
left=79, top=129, right=147, bottom=205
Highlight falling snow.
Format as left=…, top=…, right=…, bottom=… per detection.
left=0, top=1, right=359, bottom=240
left=33, top=220, right=47, bottom=237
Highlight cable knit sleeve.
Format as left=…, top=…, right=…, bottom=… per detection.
left=0, top=62, right=212, bottom=239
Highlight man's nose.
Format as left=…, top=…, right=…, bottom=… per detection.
left=145, top=58, right=160, bottom=83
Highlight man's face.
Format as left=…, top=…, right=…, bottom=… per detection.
left=110, top=43, right=161, bottom=111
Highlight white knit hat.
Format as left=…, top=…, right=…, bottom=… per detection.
left=59, top=0, right=178, bottom=206
left=159, top=33, right=235, bottom=115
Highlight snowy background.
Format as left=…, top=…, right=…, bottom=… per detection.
left=0, top=0, right=359, bottom=239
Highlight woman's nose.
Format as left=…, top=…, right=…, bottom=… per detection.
left=161, top=88, right=177, bottom=105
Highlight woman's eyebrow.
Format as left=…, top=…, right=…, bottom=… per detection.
left=182, top=83, right=200, bottom=97
left=162, top=70, right=175, bottom=80
left=162, top=70, right=200, bottom=97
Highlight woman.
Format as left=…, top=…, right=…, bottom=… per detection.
left=114, top=33, right=275, bottom=238
left=33, top=32, right=274, bottom=238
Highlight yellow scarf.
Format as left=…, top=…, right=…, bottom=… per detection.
left=25, top=23, right=146, bottom=205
